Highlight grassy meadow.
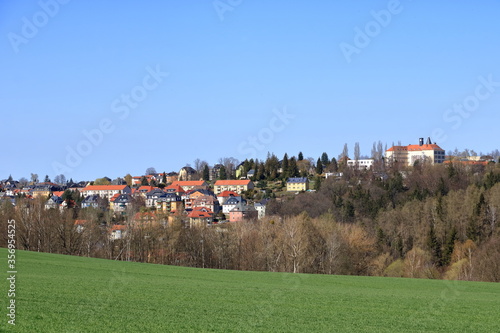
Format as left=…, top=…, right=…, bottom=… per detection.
left=1, top=248, right=499, bottom=332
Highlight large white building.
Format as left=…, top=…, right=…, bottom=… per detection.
left=347, top=159, right=374, bottom=170
left=386, top=137, right=445, bottom=166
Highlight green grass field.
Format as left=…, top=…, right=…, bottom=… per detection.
left=1, top=248, right=499, bottom=332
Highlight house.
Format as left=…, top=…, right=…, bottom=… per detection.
left=111, top=193, right=133, bottom=214
left=178, top=166, right=197, bottom=181
left=145, top=188, right=167, bottom=207
left=171, top=180, right=208, bottom=192
left=246, top=169, right=255, bottom=179
left=110, top=225, right=127, bottom=240
left=155, top=193, right=182, bottom=213
left=188, top=207, right=214, bottom=226
left=45, top=195, right=63, bottom=210
left=192, top=195, right=220, bottom=214
left=254, top=199, right=269, bottom=219
left=164, top=183, right=186, bottom=196
left=347, top=159, right=374, bottom=170
left=216, top=190, right=240, bottom=205
left=235, top=163, right=246, bottom=179
left=133, top=212, right=159, bottom=225
left=136, top=186, right=155, bottom=198
left=81, top=195, right=107, bottom=209
left=81, top=185, right=131, bottom=200
left=74, top=220, right=87, bottom=233
left=229, top=203, right=258, bottom=222
left=222, top=196, right=246, bottom=214
left=32, top=182, right=62, bottom=198
left=184, top=189, right=215, bottom=210
left=286, top=178, right=309, bottom=192
left=210, top=164, right=224, bottom=181
left=385, top=137, right=445, bottom=166
left=214, top=179, right=254, bottom=195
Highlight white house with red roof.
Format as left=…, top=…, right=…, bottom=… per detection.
left=386, top=137, right=445, bottom=166
left=81, top=185, right=131, bottom=200
left=214, top=180, right=254, bottom=195
left=216, top=190, right=240, bottom=205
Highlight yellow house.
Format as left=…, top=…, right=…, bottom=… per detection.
left=286, top=177, right=309, bottom=192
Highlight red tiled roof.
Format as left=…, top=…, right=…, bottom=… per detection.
left=165, top=184, right=185, bottom=193
left=188, top=211, right=213, bottom=218
left=74, top=220, right=87, bottom=225
left=214, top=180, right=251, bottom=186
left=387, top=144, right=444, bottom=152
left=82, top=185, right=128, bottom=191
left=111, top=225, right=127, bottom=231
left=217, top=190, right=239, bottom=197
left=138, top=186, right=154, bottom=192
left=52, top=191, right=64, bottom=197
left=406, top=144, right=444, bottom=151
left=192, top=206, right=213, bottom=213
left=172, top=181, right=206, bottom=186
left=109, top=193, right=121, bottom=202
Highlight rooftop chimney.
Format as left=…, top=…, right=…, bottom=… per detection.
left=419, top=138, right=424, bottom=146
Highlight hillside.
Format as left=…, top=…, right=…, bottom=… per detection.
left=1, top=249, right=499, bottom=332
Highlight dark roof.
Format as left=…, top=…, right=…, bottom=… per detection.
left=287, top=177, right=308, bottom=183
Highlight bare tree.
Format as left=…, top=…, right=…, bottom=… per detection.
left=30, top=173, right=38, bottom=184
left=340, top=143, right=349, bottom=159
left=194, top=159, right=208, bottom=174
left=354, top=142, right=360, bottom=161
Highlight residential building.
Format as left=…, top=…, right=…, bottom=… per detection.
left=81, top=194, right=107, bottom=209
left=45, top=195, right=63, bottom=210
left=347, top=159, right=374, bottom=170
left=385, top=137, right=445, bottom=166
left=222, top=196, right=246, bottom=214
left=110, top=225, right=127, bottom=240
left=254, top=199, right=269, bottom=219
left=192, top=195, right=220, bottom=214
left=178, top=166, right=197, bottom=181
left=171, top=180, right=208, bottom=192
left=229, top=203, right=258, bottom=222
left=214, top=179, right=254, bottom=195
left=81, top=185, right=131, bottom=200
left=111, top=193, right=133, bottom=214
left=188, top=207, right=214, bottom=226
left=216, top=190, right=240, bottom=205
left=286, top=177, right=309, bottom=192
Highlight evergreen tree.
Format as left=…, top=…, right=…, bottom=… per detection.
left=282, top=153, right=289, bottom=179
left=289, top=157, right=299, bottom=177
left=141, top=176, right=149, bottom=186
left=427, top=225, right=442, bottom=265
left=321, top=152, right=329, bottom=166
left=44, top=175, right=51, bottom=183
left=313, top=175, right=321, bottom=191
left=330, top=157, right=338, bottom=172
left=315, top=158, right=323, bottom=175
left=219, top=166, right=227, bottom=180
left=162, top=172, right=167, bottom=184
left=298, top=151, right=304, bottom=161
left=202, top=165, right=210, bottom=181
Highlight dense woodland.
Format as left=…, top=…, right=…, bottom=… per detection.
left=2, top=152, right=500, bottom=283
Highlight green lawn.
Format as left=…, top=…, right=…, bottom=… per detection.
left=1, top=248, right=499, bottom=332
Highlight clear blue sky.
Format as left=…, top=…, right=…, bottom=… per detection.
left=2, top=1, right=500, bottom=181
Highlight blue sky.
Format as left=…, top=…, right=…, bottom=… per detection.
left=2, top=1, right=500, bottom=181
